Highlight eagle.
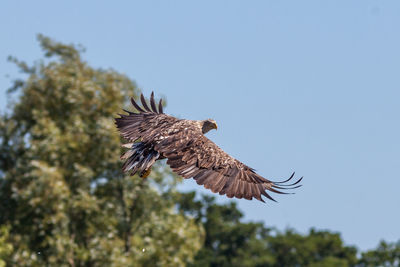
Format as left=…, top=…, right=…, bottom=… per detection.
left=115, top=92, right=302, bottom=202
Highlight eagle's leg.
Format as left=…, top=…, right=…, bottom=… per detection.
left=121, top=142, right=160, bottom=178
left=140, top=168, right=151, bottom=178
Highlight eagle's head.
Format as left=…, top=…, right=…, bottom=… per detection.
left=201, top=119, right=218, bottom=134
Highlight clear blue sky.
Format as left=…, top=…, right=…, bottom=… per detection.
left=1, top=1, right=399, bottom=251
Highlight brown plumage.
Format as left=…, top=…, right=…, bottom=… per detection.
left=115, top=92, right=302, bottom=202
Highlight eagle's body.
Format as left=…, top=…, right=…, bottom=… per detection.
left=115, top=92, right=301, bottom=202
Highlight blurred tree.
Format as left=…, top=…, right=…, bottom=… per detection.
left=0, top=35, right=203, bottom=266
left=176, top=192, right=360, bottom=267
left=358, top=241, right=400, bottom=267
left=0, top=226, right=13, bottom=267
left=267, top=228, right=357, bottom=266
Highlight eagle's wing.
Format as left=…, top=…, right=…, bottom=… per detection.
left=153, top=125, right=302, bottom=203
left=116, top=92, right=179, bottom=143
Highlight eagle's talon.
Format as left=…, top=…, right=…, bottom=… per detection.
left=140, top=169, right=151, bottom=178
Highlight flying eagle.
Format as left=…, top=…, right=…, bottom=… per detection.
left=115, top=92, right=302, bottom=202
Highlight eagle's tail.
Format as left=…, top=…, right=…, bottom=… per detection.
left=121, top=142, right=160, bottom=178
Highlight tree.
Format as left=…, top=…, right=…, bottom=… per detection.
left=266, top=228, right=357, bottom=266
left=358, top=241, right=400, bottom=267
left=176, top=192, right=359, bottom=267
left=0, top=35, right=203, bottom=266
left=175, top=192, right=269, bottom=267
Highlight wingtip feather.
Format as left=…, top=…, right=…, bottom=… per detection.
left=158, top=99, right=163, bottom=114
left=150, top=91, right=158, bottom=113
left=140, top=94, right=151, bottom=112
left=131, top=97, right=145, bottom=112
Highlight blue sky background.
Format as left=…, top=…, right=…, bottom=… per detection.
left=1, top=1, right=399, bottom=251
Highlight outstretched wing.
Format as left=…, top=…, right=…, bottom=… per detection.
left=154, top=127, right=302, bottom=202
left=115, top=92, right=178, bottom=143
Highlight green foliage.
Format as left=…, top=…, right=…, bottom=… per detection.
left=358, top=241, right=400, bottom=267
left=0, top=226, right=13, bottom=267
left=176, top=193, right=400, bottom=267
left=0, top=35, right=202, bottom=266
left=267, top=228, right=357, bottom=266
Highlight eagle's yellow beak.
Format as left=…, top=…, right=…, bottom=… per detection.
left=214, top=123, right=218, bottom=130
